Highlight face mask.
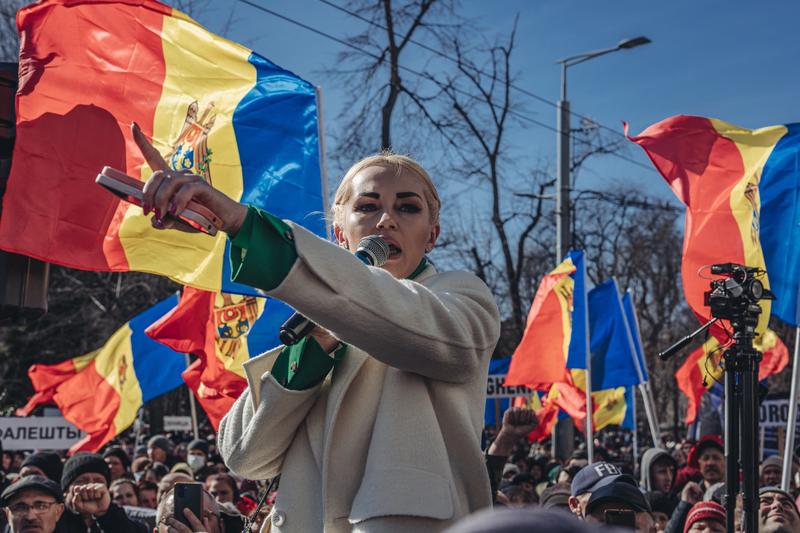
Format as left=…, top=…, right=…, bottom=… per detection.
left=187, top=454, right=205, bottom=472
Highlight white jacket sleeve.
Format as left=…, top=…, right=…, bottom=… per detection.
left=217, top=348, right=322, bottom=480
left=266, top=223, right=501, bottom=384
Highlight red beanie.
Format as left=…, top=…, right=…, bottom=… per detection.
left=687, top=435, right=724, bottom=469
left=684, top=501, right=726, bottom=533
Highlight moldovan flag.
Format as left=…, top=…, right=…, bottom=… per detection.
left=504, top=253, right=586, bottom=420
left=505, top=257, right=576, bottom=388
left=676, top=329, right=788, bottom=424
left=17, top=296, right=186, bottom=453
left=1, top=0, right=324, bottom=294
left=628, top=116, right=800, bottom=332
left=146, top=288, right=293, bottom=428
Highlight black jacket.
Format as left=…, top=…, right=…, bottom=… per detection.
left=56, top=503, right=148, bottom=533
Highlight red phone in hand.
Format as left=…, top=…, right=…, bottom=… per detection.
left=96, top=166, right=220, bottom=236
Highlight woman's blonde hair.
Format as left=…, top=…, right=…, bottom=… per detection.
left=331, top=151, right=441, bottom=229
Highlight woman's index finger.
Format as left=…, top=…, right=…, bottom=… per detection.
left=131, top=122, right=169, bottom=172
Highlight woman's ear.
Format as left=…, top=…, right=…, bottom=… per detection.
left=426, top=223, right=441, bottom=253
left=333, top=224, right=348, bottom=248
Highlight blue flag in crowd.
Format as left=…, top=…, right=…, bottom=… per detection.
left=622, top=291, right=648, bottom=382
left=588, top=279, right=643, bottom=390
left=760, top=124, right=800, bottom=326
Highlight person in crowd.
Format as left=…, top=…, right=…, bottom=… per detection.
left=646, top=491, right=675, bottom=533
left=761, top=457, right=785, bottom=488
left=1, top=476, right=65, bottom=533
left=501, top=464, right=519, bottom=482
left=170, top=463, right=195, bottom=479
left=529, top=454, right=549, bottom=485
left=568, top=461, right=638, bottom=519
left=665, top=481, right=704, bottom=533
left=110, top=478, right=139, bottom=507
left=540, top=483, right=571, bottom=510
left=672, top=448, right=688, bottom=469
left=131, top=457, right=151, bottom=482
left=682, top=501, right=726, bottom=533
left=582, top=479, right=654, bottom=532
left=186, top=439, right=213, bottom=481
left=759, top=486, right=800, bottom=533
left=135, top=130, right=503, bottom=532
left=143, top=462, right=169, bottom=484
left=157, top=472, right=193, bottom=504
left=205, top=473, right=238, bottom=507
left=147, top=436, right=175, bottom=468
left=485, top=407, right=538, bottom=504
left=641, top=448, right=678, bottom=494
left=58, top=452, right=144, bottom=532
left=499, top=484, right=537, bottom=508
left=103, top=446, right=131, bottom=481
left=641, top=447, right=679, bottom=518
left=444, top=506, right=609, bottom=533
left=155, top=483, right=222, bottom=533
left=137, top=480, right=159, bottom=509
left=18, top=452, right=63, bottom=484
left=133, top=445, right=148, bottom=460
left=687, top=436, right=725, bottom=492
left=173, top=442, right=188, bottom=465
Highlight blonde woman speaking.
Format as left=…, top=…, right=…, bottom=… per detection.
left=134, top=125, right=501, bottom=532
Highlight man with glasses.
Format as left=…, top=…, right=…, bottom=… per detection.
left=1, top=475, right=65, bottom=533
left=759, top=487, right=800, bottom=533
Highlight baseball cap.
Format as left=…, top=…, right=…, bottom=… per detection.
left=1, top=475, right=63, bottom=507
left=571, top=461, right=637, bottom=496
left=540, top=482, right=571, bottom=509
left=585, top=480, right=651, bottom=515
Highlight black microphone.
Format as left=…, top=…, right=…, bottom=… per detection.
left=278, top=235, right=390, bottom=345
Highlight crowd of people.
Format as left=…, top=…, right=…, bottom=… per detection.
left=0, top=426, right=273, bottom=533
left=1, top=408, right=800, bottom=532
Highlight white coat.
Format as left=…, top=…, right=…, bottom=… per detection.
left=218, top=222, right=501, bottom=532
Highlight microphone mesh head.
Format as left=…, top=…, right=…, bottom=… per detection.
left=357, top=235, right=390, bottom=266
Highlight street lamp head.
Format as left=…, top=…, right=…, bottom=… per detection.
left=617, top=36, right=651, bottom=50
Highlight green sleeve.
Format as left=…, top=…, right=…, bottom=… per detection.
left=228, top=206, right=297, bottom=291
left=271, top=336, right=348, bottom=390
left=228, top=207, right=346, bottom=389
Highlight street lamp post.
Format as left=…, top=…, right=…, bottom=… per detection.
left=555, top=36, right=651, bottom=261
left=553, top=36, right=651, bottom=464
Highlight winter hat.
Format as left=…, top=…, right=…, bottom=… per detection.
left=684, top=501, right=726, bottom=533
left=147, top=435, right=173, bottom=454
left=188, top=439, right=210, bottom=456
left=20, top=451, right=63, bottom=483
left=688, top=435, right=724, bottom=469
left=1, top=475, right=63, bottom=506
left=61, top=452, right=111, bottom=490
left=760, top=455, right=784, bottom=475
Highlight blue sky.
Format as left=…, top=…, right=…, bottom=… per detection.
left=193, top=0, right=800, bottom=203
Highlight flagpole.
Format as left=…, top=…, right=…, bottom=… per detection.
left=184, top=354, right=199, bottom=440
left=781, top=327, right=800, bottom=490
left=626, top=290, right=664, bottom=448
left=632, top=386, right=639, bottom=463
left=584, top=270, right=594, bottom=464
left=315, top=86, right=332, bottom=242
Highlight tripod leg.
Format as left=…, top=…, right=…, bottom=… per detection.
left=741, top=356, right=760, bottom=533
left=724, top=358, right=739, bottom=533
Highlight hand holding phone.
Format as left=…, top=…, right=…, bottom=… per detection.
left=173, top=482, right=203, bottom=529
left=96, top=166, right=220, bottom=235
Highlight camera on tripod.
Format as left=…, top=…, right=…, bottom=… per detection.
left=704, top=263, right=773, bottom=328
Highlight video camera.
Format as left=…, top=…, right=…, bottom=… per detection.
left=704, top=263, right=773, bottom=328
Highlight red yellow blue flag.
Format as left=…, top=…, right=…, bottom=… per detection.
left=0, top=0, right=324, bottom=294
left=17, top=296, right=186, bottom=453
left=146, top=288, right=294, bottom=428
left=627, top=116, right=800, bottom=331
